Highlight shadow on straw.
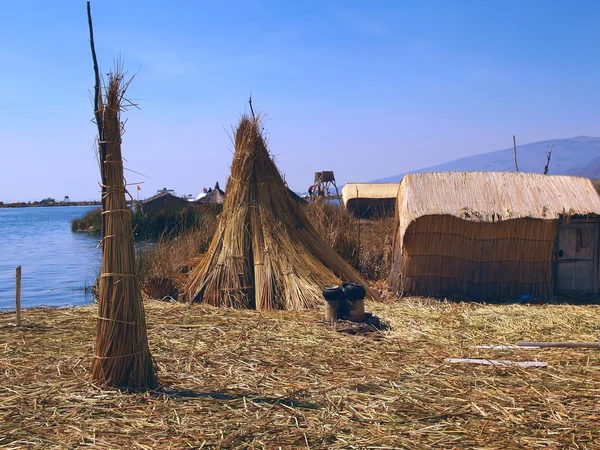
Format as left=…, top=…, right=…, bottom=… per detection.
left=153, top=387, right=319, bottom=409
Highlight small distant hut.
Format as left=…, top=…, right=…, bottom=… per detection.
left=389, top=172, right=600, bottom=301
left=196, top=182, right=226, bottom=205
left=141, top=188, right=189, bottom=215
left=342, top=183, right=399, bottom=218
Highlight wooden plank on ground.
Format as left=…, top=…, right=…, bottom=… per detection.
left=445, top=358, right=548, bottom=367
left=517, top=342, right=600, bottom=349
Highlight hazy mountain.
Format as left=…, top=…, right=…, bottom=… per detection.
left=372, top=136, right=600, bottom=183
left=565, top=154, right=600, bottom=179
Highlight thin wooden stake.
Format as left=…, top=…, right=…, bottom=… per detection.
left=445, top=358, right=547, bottom=367
left=87, top=1, right=107, bottom=240
left=543, top=144, right=553, bottom=175
left=513, top=135, right=519, bottom=172
left=356, top=186, right=361, bottom=270
left=15, top=266, right=21, bottom=326
left=517, top=341, right=600, bottom=349
left=248, top=94, right=255, bottom=119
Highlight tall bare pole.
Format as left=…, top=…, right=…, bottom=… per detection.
left=513, top=135, right=519, bottom=172
left=543, top=144, right=553, bottom=175
left=87, top=1, right=157, bottom=389
left=87, top=1, right=107, bottom=240
left=15, top=266, right=21, bottom=326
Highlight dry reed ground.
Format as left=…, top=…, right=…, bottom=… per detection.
left=1, top=299, right=600, bottom=449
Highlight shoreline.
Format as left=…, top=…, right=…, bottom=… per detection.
left=0, top=203, right=101, bottom=209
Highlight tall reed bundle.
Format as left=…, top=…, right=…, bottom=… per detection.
left=185, top=115, right=374, bottom=310
left=90, top=68, right=158, bottom=389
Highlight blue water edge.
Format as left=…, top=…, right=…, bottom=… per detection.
left=0, top=206, right=101, bottom=311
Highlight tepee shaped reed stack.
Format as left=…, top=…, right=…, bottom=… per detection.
left=90, top=68, right=158, bottom=389
left=185, top=115, right=374, bottom=310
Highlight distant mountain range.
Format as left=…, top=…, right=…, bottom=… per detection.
left=372, top=136, right=600, bottom=183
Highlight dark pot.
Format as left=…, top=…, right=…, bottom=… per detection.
left=342, top=282, right=366, bottom=301
left=322, top=286, right=344, bottom=302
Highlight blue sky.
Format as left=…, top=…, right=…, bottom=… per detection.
left=1, top=0, right=600, bottom=201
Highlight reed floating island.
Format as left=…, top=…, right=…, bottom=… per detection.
left=1, top=299, right=600, bottom=448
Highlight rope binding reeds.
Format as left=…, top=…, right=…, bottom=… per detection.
left=87, top=2, right=157, bottom=389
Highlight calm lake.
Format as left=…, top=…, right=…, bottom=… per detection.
left=0, top=206, right=101, bottom=311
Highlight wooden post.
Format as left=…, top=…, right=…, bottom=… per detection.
left=356, top=186, right=361, bottom=271
left=513, top=135, right=519, bottom=172
left=15, top=266, right=21, bottom=326
left=543, top=144, right=553, bottom=175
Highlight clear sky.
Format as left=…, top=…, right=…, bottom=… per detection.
left=1, top=0, right=599, bottom=202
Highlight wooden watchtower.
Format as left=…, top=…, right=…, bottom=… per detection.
left=312, top=171, right=340, bottom=201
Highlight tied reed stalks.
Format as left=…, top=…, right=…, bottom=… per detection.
left=185, top=115, right=375, bottom=310
left=90, top=66, right=157, bottom=389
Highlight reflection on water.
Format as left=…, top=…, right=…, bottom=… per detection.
left=0, top=206, right=102, bottom=310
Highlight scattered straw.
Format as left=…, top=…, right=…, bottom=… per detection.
left=1, top=298, right=599, bottom=448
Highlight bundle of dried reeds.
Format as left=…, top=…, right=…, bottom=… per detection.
left=90, top=68, right=157, bottom=389
left=185, top=115, right=374, bottom=310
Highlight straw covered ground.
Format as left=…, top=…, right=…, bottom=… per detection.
left=1, top=299, right=600, bottom=449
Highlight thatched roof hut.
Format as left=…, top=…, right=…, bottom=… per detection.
left=185, top=115, right=374, bottom=310
left=141, top=189, right=189, bottom=215
left=196, top=182, right=226, bottom=205
left=342, top=183, right=399, bottom=218
left=195, top=182, right=304, bottom=206
left=389, top=172, right=600, bottom=301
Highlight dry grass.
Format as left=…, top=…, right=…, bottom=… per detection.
left=304, top=203, right=394, bottom=282
left=136, top=216, right=218, bottom=295
left=135, top=203, right=393, bottom=300
left=1, top=299, right=599, bottom=449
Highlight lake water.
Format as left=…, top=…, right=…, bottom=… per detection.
left=0, top=206, right=101, bottom=311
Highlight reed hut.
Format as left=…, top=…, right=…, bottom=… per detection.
left=196, top=182, right=226, bottom=205
left=388, top=172, right=600, bottom=301
left=142, top=189, right=189, bottom=215
left=342, top=183, right=399, bottom=218
left=185, top=115, right=374, bottom=310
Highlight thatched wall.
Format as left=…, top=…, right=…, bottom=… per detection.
left=389, top=215, right=557, bottom=300
left=388, top=172, right=600, bottom=301
left=344, top=198, right=396, bottom=218
left=342, top=183, right=399, bottom=218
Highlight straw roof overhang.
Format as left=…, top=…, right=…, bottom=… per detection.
left=342, top=183, right=400, bottom=206
left=142, top=191, right=180, bottom=204
left=397, top=171, right=600, bottom=241
left=399, top=172, right=600, bottom=221
left=141, top=192, right=189, bottom=214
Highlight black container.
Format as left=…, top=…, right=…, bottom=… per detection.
left=342, top=282, right=366, bottom=301
left=322, top=286, right=344, bottom=302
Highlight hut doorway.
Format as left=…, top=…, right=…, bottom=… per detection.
left=555, top=220, right=599, bottom=295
